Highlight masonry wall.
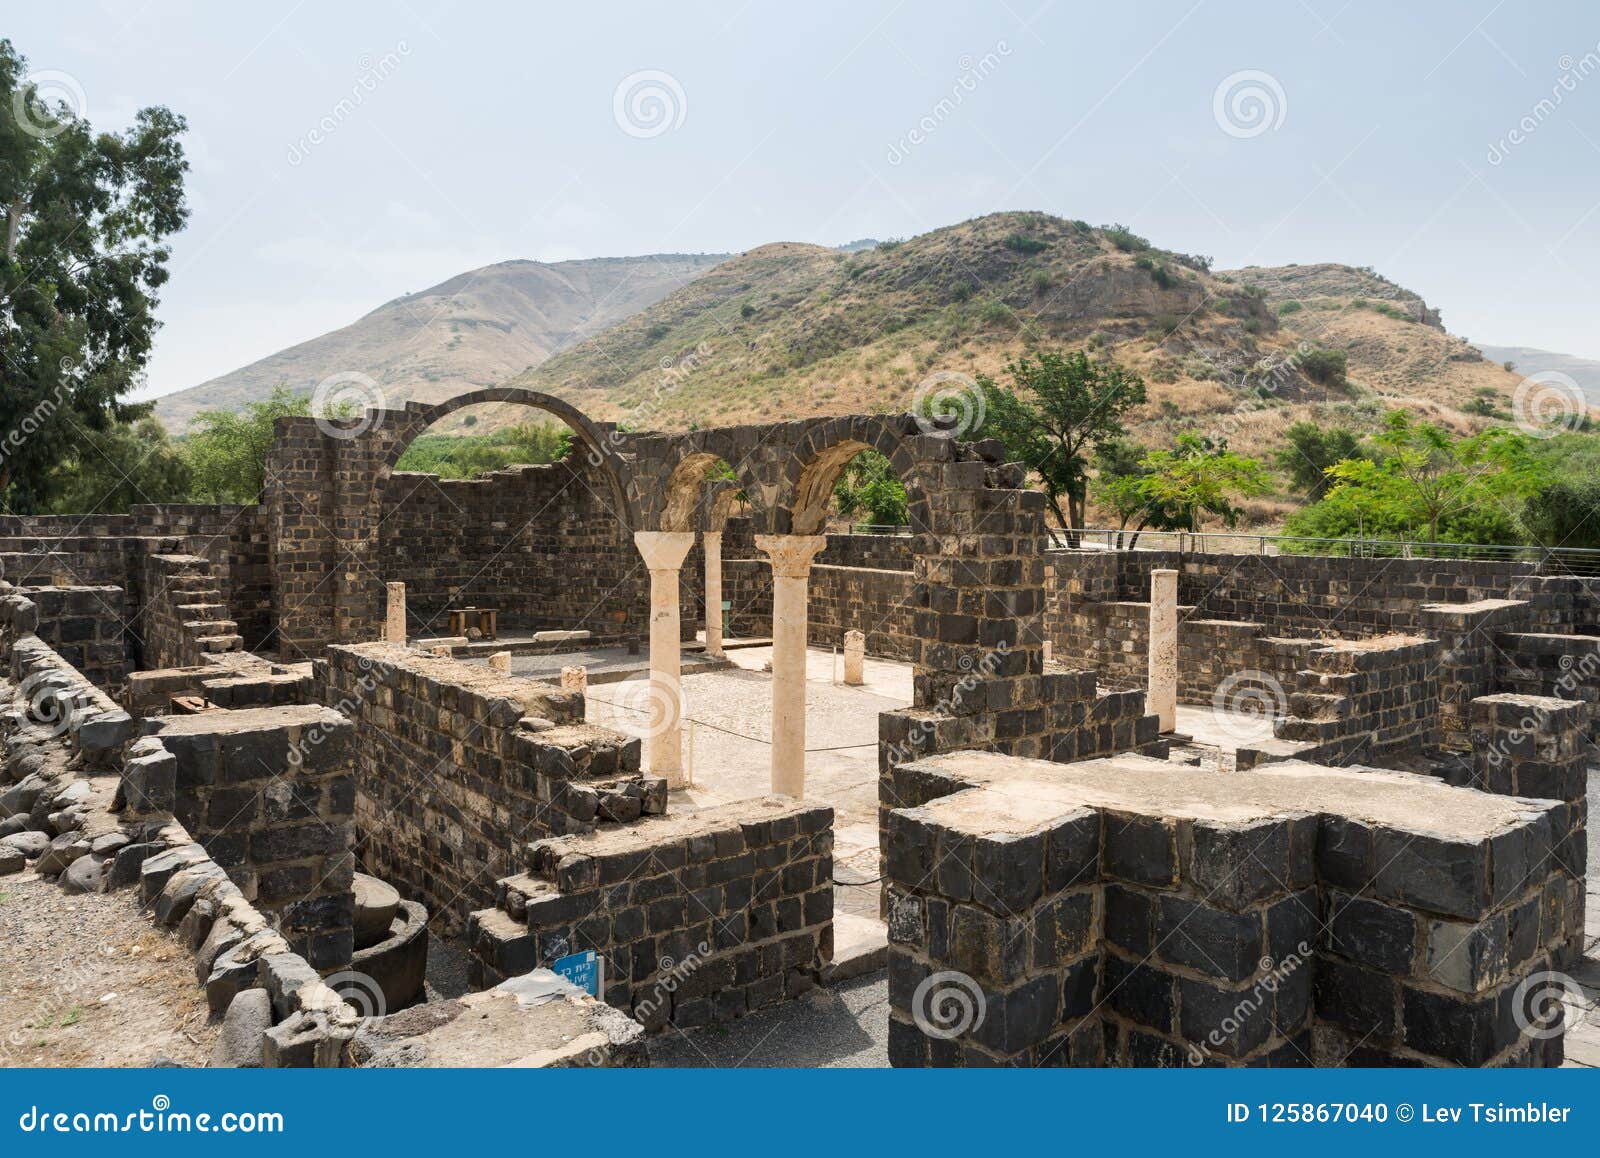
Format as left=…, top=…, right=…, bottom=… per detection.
left=884, top=752, right=1571, bottom=1068
left=318, top=643, right=661, bottom=935
left=15, top=585, right=132, bottom=694
left=725, top=558, right=917, bottom=660
left=467, top=796, right=833, bottom=1029
left=376, top=460, right=642, bottom=640
left=152, top=704, right=357, bottom=971
left=0, top=505, right=272, bottom=654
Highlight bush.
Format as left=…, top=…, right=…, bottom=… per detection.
left=740, top=303, right=756, bottom=319
left=1102, top=223, right=1150, bottom=253
left=1298, top=346, right=1348, bottom=389
left=1276, top=300, right=1304, bottom=315
left=1030, top=270, right=1053, bottom=295
left=1003, top=233, right=1048, bottom=254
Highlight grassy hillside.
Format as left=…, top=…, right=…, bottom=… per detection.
left=152, top=253, right=728, bottom=432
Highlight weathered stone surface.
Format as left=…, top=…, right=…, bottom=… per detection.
left=209, top=988, right=271, bottom=1068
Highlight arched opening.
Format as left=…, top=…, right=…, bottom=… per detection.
left=374, top=395, right=640, bottom=646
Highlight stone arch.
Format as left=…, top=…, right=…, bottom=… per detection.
left=780, top=416, right=931, bottom=537
left=370, top=386, right=635, bottom=528
left=648, top=436, right=768, bottom=534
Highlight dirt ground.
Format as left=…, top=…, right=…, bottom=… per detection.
left=0, top=871, right=217, bottom=1067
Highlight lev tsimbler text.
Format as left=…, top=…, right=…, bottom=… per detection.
left=1225, top=1102, right=1572, bottom=1125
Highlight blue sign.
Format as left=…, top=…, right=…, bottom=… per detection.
left=551, top=949, right=601, bottom=996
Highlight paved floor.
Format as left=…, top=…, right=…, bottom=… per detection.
left=648, top=972, right=889, bottom=1067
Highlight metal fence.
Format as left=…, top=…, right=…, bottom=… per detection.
left=840, top=522, right=1600, bottom=573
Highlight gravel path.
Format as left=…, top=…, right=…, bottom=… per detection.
left=0, top=872, right=217, bottom=1067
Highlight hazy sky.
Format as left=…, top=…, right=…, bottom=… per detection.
left=13, top=1, right=1600, bottom=399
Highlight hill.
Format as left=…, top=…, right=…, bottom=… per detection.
left=151, top=253, right=729, bottom=432
left=491, top=215, right=1518, bottom=474
left=1471, top=344, right=1600, bottom=404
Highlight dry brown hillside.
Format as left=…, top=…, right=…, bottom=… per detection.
left=484, top=215, right=1512, bottom=476
left=152, top=253, right=728, bottom=432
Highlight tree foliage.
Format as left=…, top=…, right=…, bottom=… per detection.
left=1283, top=410, right=1547, bottom=545
left=0, top=38, right=189, bottom=512
left=832, top=449, right=907, bottom=527
left=1132, top=433, right=1272, bottom=532
left=974, top=350, right=1147, bottom=529
left=43, top=417, right=188, bottom=513
left=181, top=386, right=322, bottom=503
left=394, top=421, right=573, bottom=480
left=1275, top=421, right=1368, bottom=501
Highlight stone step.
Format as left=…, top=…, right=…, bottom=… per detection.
left=196, top=634, right=244, bottom=653
left=822, top=912, right=888, bottom=982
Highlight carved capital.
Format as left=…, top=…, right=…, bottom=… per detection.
left=633, top=530, right=696, bottom=573
left=755, top=534, right=827, bottom=579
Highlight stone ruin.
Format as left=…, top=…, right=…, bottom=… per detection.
left=0, top=383, right=1592, bottom=1067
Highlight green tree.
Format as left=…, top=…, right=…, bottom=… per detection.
left=1523, top=479, right=1600, bottom=552
left=181, top=386, right=326, bottom=502
left=832, top=449, right=907, bottom=527
left=1135, top=433, right=1272, bottom=532
left=43, top=417, right=189, bottom=513
left=0, top=38, right=189, bottom=512
left=1275, top=421, right=1367, bottom=501
left=1285, top=409, right=1546, bottom=545
left=975, top=350, right=1147, bottom=530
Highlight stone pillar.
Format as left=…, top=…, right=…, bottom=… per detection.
left=1147, top=568, right=1177, bottom=733
left=843, top=629, right=865, bottom=686
left=755, top=535, right=827, bottom=798
left=384, top=582, right=406, bottom=644
left=489, top=651, right=511, bottom=673
left=1042, top=640, right=1053, bottom=664
left=561, top=666, right=587, bottom=694
left=633, top=531, right=696, bottom=788
left=703, top=531, right=725, bottom=658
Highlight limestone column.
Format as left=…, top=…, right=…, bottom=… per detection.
left=755, top=535, right=827, bottom=798
left=633, top=531, right=696, bottom=788
left=1147, top=568, right=1178, bottom=733
left=703, top=530, right=725, bottom=658
left=384, top=582, right=406, bottom=643
left=843, top=629, right=865, bottom=686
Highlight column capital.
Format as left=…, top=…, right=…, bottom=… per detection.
left=633, top=530, right=696, bottom=572
left=702, top=529, right=722, bottom=543
left=754, top=534, right=827, bottom=579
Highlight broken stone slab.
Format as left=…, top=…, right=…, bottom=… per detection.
left=195, top=917, right=246, bottom=985
left=263, top=1009, right=357, bottom=1068
left=207, top=929, right=290, bottom=1014
left=58, top=854, right=106, bottom=894
left=533, top=630, right=591, bottom=644
left=488, top=651, right=512, bottom=672
left=209, top=988, right=271, bottom=1068
left=75, top=709, right=136, bottom=754
left=34, top=832, right=90, bottom=876
left=89, top=832, right=129, bottom=857
left=0, top=830, right=50, bottom=859
left=139, top=843, right=210, bottom=902
left=0, top=846, right=22, bottom=875
left=155, top=863, right=229, bottom=926
left=106, top=841, right=163, bottom=889
left=260, top=952, right=323, bottom=1020
left=0, top=773, right=47, bottom=818
left=180, top=895, right=218, bottom=951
